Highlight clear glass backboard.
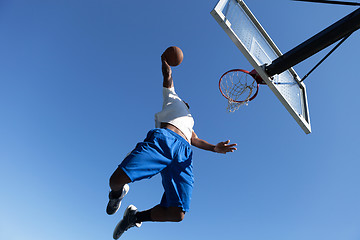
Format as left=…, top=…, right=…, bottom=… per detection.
left=211, top=0, right=311, bottom=134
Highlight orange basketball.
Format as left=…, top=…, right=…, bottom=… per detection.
left=163, top=46, right=183, bottom=66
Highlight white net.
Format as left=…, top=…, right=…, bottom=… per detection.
left=227, top=99, right=248, bottom=112
left=219, top=69, right=257, bottom=112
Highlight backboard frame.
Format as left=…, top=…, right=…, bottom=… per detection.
left=211, top=0, right=311, bottom=134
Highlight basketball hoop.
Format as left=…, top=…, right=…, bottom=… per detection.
left=219, top=69, right=262, bottom=112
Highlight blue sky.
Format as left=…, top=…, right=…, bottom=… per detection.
left=1, top=0, right=360, bottom=240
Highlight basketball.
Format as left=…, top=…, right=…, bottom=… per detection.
left=163, top=46, right=183, bottom=66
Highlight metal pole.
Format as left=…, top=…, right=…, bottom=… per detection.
left=265, top=7, right=360, bottom=77
left=300, top=32, right=352, bottom=82
left=293, top=0, right=360, bottom=6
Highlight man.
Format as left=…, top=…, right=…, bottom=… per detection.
left=107, top=52, right=237, bottom=239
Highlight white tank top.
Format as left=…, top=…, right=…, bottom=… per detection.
left=154, top=87, right=194, bottom=143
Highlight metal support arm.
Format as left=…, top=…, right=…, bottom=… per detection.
left=265, top=7, right=360, bottom=77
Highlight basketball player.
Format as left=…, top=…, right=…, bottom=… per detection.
left=107, top=53, right=237, bottom=239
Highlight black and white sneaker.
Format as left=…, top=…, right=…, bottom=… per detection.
left=106, top=184, right=129, bottom=215
left=113, top=205, right=142, bottom=239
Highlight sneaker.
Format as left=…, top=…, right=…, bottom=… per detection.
left=113, top=205, right=142, bottom=239
left=106, top=184, right=129, bottom=215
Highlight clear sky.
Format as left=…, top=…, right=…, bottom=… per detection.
left=1, top=0, right=360, bottom=240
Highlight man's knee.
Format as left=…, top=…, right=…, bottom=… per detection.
left=176, top=211, right=185, bottom=222
left=170, top=207, right=185, bottom=222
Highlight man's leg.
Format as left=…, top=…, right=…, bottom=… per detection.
left=107, top=167, right=132, bottom=215
left=109, top=167, right=131, bottom=192
left=113, top=205, right=185, bottom=239
left=136, top=205, right=185, bottom=223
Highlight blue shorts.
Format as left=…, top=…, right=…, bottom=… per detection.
left=119, top=128, right=194, bottom=212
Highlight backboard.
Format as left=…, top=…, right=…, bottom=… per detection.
left=211, top=0, right=311, bottom=134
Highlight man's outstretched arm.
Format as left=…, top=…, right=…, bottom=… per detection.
left=161, top=54, right=173, bottom=88
left=191, top=131, right=237, bottom=154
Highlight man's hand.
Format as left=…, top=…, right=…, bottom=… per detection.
left=161, top=54, right=172, bottom=76
left=161, top=54, right=173, bottom=88
left=214, top=140, right=237, bottom=154
left=191, top=131, right=237, bottom=154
